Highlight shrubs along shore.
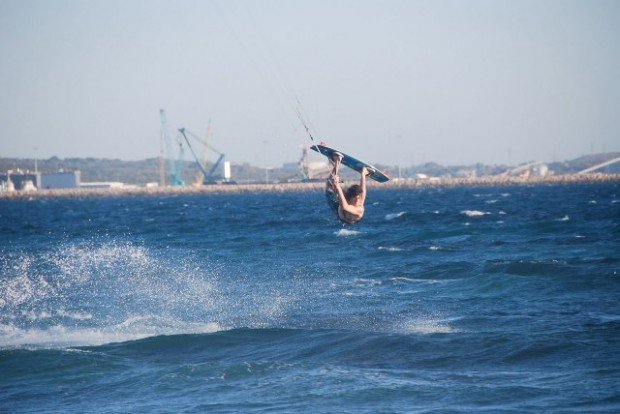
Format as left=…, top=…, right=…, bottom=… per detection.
left=0, top=174, right=618, bottom=200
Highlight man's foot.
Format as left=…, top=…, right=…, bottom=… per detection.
left=331, top=152, right=344, bottom=163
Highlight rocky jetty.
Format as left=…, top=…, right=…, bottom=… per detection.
left=0, top=174, right=618, bottom=200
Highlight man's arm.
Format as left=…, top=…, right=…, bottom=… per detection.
left=332, top=175, right=363, bottom=215
left=359, top=167, right=368, bottom=203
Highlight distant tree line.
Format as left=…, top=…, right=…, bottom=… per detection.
left=0, top=152, right=617, bottom=185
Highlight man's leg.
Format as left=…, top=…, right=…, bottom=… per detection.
left=326, top=153, right=342, bottom=191
left=325, top=155, right=342, bottom=216
left=331, top=152, right=343, bottom=176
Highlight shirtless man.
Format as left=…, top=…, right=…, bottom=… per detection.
left=325, top=153, right=368, bottom=224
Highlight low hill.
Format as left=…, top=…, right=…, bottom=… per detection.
left=1, top=152, right=618, bottom=185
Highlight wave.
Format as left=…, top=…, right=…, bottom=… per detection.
left=390, top=276, right=418, bottom=282
left=0, top=241, right=298, bottom=349
left=335, top=228, right=361, bottom=237
left=461, top=210, right=490, bottom=217
left=385, top=211, right=406, bottom=221
left=377, top=246, right=403, bottom=252
left=0, top=319, right=224, bottom=349
left=399, top=318, right=457, bottom=335
left=93, top=326, right=459, bottom=357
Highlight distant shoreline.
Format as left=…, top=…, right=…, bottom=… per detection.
left=1, top=174, right=618, bottom=200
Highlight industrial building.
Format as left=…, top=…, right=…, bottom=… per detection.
left=0, top=171, right=40, bottom=191
left=0, top=170, right=81, bottom=191
left=40, top=171, right=81, bottom=189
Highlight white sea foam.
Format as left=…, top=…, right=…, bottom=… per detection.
left=335, top=229, right=361, bottom=237
left=391, top=276, right=418, bottom=282
left=378, top=246, right=403, bottom=252
left=57, top=309, right=93, bottom=320
left=0, top=257, right=55, bottom=309
left=557, top=215, right=570, bottom=222
left=429, top=245, right=441, bottom=251
left=385, top=211, right=406, bottom=221
left=21, top=310, right=52, bottom=321
left=0, top=320, right=224, bottom=348
left=461, top=210, right=489, bottom=217
left=0, top=241, right=229, bottom=348
left=400, top=318, right=456, bottom=335
left=0, top=239, right=312, bottom=351
left=354, top=278, right=382, bottom=287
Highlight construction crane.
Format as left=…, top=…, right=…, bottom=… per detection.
left=159, top=109, right=185, bottom=186
left=193, top=121, right=214, bottom=185
left=178, top=128, right=226, bottom=184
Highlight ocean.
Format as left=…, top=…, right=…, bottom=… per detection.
left=1, top=183, right=619, bottom=413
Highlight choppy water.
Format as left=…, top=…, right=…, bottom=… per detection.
left=1, top=183, right=619, bottom=413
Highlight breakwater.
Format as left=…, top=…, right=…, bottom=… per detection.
left=1, top=173, right=618, bottom=200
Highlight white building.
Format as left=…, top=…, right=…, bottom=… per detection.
left=41, top=171, right=81, bottom=189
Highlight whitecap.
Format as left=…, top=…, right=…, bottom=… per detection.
left=461, top=210, right=489, bottom=217
left=378, top=246, right=403, bottom=252
left=0, top=320, right=224, bottom=349
left=400, top=318, right=456, bottom=335
left=354, top=278, right=381, bottom=286
left=335, top=229, right=361, bottom=237
left=557, top=215, right=570, bottom=222
left=429, top=245, right=441, bottom=251
left=385, top=211, right=406, bottom=221
left=391, top=276, right=417, bottom=282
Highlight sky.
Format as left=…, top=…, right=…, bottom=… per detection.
left=1, top=0, right=619, bottom=168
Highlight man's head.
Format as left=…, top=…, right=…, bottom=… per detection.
left=345, top=184, right=363, bottom=205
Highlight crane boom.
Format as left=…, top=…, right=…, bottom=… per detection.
left=179, top=127, right=226, bottom=184
left=160, top=109, right=185, bottom=186
left=179, top=128, right=210, bottom=179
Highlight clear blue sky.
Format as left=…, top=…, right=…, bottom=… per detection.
left=1, top=0, right=619, bottom=167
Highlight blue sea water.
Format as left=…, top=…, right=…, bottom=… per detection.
left=1, top=183, right=619, bottom=413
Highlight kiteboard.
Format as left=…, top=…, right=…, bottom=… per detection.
left=311, top=143, right=390, bottom=183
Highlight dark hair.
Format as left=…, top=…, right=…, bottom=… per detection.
left=345, top=184, right=363, bottom=203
